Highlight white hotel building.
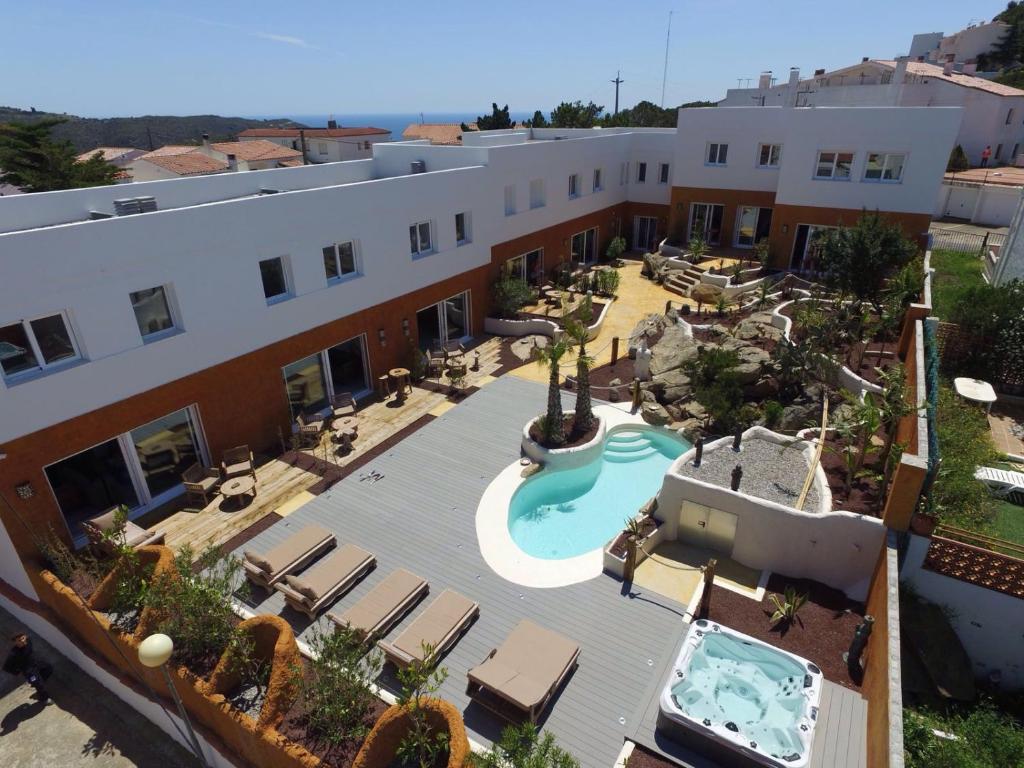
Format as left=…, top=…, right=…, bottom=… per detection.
left=0, top=104, right=959, bottom=583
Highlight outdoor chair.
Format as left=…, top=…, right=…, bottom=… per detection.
left=243, top=524, right=336, bottom=589
left=275, top=543, right=376, bottom=619
left=295, top=411, right=325, bottom=448
left=181, top=462, right=220, bottom=507
left=466, top=619, right=579, bottom=723
left=222, top=445, right=256, bottom=480
left=328, top=568, right=428, bottom=643
left=330, top=392, right=357, bottom=419
left=426, top=349, right=446, bottom=378
left=377, top=589, right=479, bottom=669
left=82, top=507, right=165, bottom=555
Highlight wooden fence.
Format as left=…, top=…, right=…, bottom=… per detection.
left=924, top=525, right=1024, bottom=599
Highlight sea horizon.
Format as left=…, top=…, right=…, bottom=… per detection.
left=244, top=112, right=535, bottom=139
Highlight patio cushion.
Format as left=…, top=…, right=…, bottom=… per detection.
left=86, top=509, right=119, bottom=534
left=123, top=522, right=153, bottom=547
left=334, top=569, right=426, bottom=636
left=244, top=550, right=274, bottom=574
left=225, top=461, right=251, bottom=477
left=387, top=589, right=477, bottom=662
left=285, top=544, right=373, bottom=602
left=284, top=574, right=319, bottom=601
left=189, top=475, right=218, bottom=491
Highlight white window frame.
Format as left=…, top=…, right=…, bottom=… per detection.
left=757, top=143, right=782, bottom=168
left=259, top=256, right=292, bottom=304
left=130, top=285, right=178, bottom=343
left=593, top=168, right=603, bottom=192
left=568, top=173, right=580, bottom=199
left=658, top=163, right=670, bottom=184
left=636, top=162, right=647, bottom=183
left=455, top=211, right=471, bottom=246
left=862, top=152, right=906, bottom=183
left=814, top=150, right=854, bottom=181
left=0, top=311, right=82, bottom=382
left=409, top=220, right=434, bottom=258
left=705, top=143, right=728, bottom=166
left=529, top=178, right=545, bottom=209
left=323, top=241, right=360, bottom=283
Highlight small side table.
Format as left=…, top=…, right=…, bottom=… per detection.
left=389, top=367, right=412, bottom=401
left=376, top=374, right=391, bottom=401
left=221, top=476, right=256, bottom=510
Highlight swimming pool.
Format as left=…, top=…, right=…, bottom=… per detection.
left=658, top=620, right=823, bottom=768
left=507, top=428, right=689, bottom=560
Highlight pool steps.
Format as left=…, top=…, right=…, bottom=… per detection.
left=604, top=431, right=660, bottom=462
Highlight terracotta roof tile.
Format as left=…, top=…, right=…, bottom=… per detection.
left=209, top=140, right=301, bottom=162
left=237, top=126, right=390, bottom=138
left=874, top=59, right=1024, bottom=97
left=401, top=123, right=476, bottom=145
left=139, top=145, right=200, bottom=159
left=75, top=147, right=143, bottom=163
left=138, top=153, right=228, bottom=176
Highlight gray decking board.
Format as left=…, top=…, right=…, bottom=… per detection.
left=235, top=376, right=690, bottom=768
left=630, top=626, right=868, bottom=768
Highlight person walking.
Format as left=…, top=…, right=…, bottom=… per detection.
left=3, top=632, right=52, bottom=702
left=981, top=145, right=992, bottom=167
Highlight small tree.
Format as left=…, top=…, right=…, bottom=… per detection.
left=604, top=235, right=627, bottom=263
left=534, top=338, right=571, bottom=445
left=491, top=274, right=533, bottom=319
left=471, top=723, right=579, bottom=768
left=395, top=645, right=450, bottom=768
left=684, top=348, right=743, bottom=431
left=0, top=119, right=121, bottom=192
left=753, top=239, right=772, bottom=271
left=816, top=212, right=918, bottom=310
left=688, top=235, right=709, bottom=264
left=564, top=298, right=594, bottom=435
left=946, top=144, right=970, bottom=172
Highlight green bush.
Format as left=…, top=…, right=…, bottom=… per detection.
left=946, top=144, right=970, bottom=173
left=491, top=275, right=533, bottom=319
left=763, top=400, right=784, bottom=429
left=931, top=386, right=1000, bottom=528
left=604, top=235, right=627, bottom=262
left=594, top=269, right=620, bottom=296
left=471, top=722, right=579, bottom=768
left=905, top=703, right=1024, bottom=768
left=946, top=279, right=1024, bottom=386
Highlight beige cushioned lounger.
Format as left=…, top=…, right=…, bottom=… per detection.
left=328, top=568, right=428, bottom=642
left=242, top=524, right=335, bottom=589
left=466, top=619, right=579, bottom=723
left=377, top=589, right=479, bottom=668
left=274, top=543, right=375, bottom=619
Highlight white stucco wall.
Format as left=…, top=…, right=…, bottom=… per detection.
left=0, top=520, right=36, bottom=599
left=901, top=534, right=1024, bottom=690
left=993, top=191, right=1024, bottom=285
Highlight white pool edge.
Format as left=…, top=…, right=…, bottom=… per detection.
left=476, top=404, right=682, bottom=589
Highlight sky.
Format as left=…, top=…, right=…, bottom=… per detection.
left=2, top=0, right=1004, bottom=118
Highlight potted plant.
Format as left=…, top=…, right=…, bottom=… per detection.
left=604, top=235, right=627, bottom=266
left=534, top=338, right=571, bottom=446
left=768, top=585, right=808, bottom=630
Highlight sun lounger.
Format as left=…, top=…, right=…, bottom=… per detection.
left=243, top=524, right=336, bottom=589
left=975, top=465, right=1024, bottom=498
left=377, top=589, right=479, bottom=668
left=328, top=568, right=428, bottom=642
left=466, top=619, right=579, bottom=723
left=274, top=543, right=376, bottom=619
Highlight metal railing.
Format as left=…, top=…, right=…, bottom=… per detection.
left=930, top=227, right=1005, bottom=255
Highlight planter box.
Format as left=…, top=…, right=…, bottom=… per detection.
left=353, top=699, right=470, bottom=768
left=603, top=519, right=667, bottom=578
left=521, top=413, right=606, bottom=468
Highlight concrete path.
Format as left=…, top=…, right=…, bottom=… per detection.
left=0, top=606, right=195, bottom=768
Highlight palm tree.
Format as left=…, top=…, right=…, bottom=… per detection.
left=564, top=297, right=595, bottom=434
left=535, top=337, right=571, bottom=446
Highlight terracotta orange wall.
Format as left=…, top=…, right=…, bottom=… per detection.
left=489, top=202, right=669, bottom=279
left=863, top=539, right=894, bottom=768
left=668, top=186, right=777, bottom=249
left=0, top=267, right=490, bottom=559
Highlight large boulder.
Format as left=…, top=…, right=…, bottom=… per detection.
left=641, top=402, right=671, bottom=426
left=628, top=313, right=668, bottom=358
left=650, top=326, right=700, bottom=376
left=734, top=316, right=784, bottom=343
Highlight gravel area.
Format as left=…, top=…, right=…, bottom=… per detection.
left=675, top=435, right=822, bottom=511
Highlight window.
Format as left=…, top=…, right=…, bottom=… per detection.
left=317, top=142, right=328, bottom=155
left=658, top=163, right=670, bottom=184
left=529, top=178, right=545, bottom=209
left=409, top=221, right=433, bottom=256
left=705, top=144, right=728, bottom=166
left=259, top=257, right=289, bottom=301
left=130, top=286, right=175, bottom=340
left=636, top=162, right=647, bottom=183
left=1014, top=144, right=1021, bottom=161
left=0, top=312, right=80, bottom=380
left=620, top=161, right=629, bottom=185
left=455, top=212, right=470, bottom=245
left=1007, top=108, right=1015, bottom=125
left=322, top=242, right=358, bottom=281
left=504, top=184, right=516, bottom=216
left=283, top=354, right=328, bottom=420
left=863, top=153, right=906, bottom=183
left=996, top=143, right=1004, bottom=161
left=814, top=151, right=854, bottom=180
left=593, top=168, right=603, bottom=192
left=757, top=144, right=782, bottom=168
left=568, top=173, right=580, bottom=199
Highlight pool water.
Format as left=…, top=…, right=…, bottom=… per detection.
left=508, top=429, right=688, bottom=559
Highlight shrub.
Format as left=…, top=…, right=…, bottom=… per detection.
left=763, top=400, right=784, bottom=428
left=395, top=645, right=450, bottom=768
left=594, top=268, right=620, bottom=296
left=946, top=279, right=1024, bottom=385
left=905, top=702, right=1024, bottom=768
left=768, top=586, right=808, bottom=627
left=491, top=275, right=533, bottom=319
left=946, top=144, right=970, bottom=173
left=293, top=624, right=383, bottom=748
left=145, top=545, right=247, bottom=673
left=931, top=386, right=1000, bottom=528
left=471, top=722, right=580, bottom=768
left=604, top=235, right=627, bottom=262
left=684, top=348, right=744, bottom=432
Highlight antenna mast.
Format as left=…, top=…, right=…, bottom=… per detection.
left=660, top=10, right=673, bottom=107
left=611, top=70, right=624, bottom=115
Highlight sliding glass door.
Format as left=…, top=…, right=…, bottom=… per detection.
left=734, top=206, right=773, bottom=248
left=504, top=249, right=544, bottom=284
left=326, top=336, right=369, bottom=397
left=688, top=203, right=724, bottom=245
left=570, top=228, right=598, bottom=265
left=283, top=354, right=329, bottom=420
left=632, top=216, right=659, bottom=252
left=416, top=291, right=471, bottom=351
left=282, top=335, right=370, bottom=420
left=45, top=405, right=207, bottom=541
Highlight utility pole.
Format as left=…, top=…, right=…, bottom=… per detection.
left=660, top=10, right=673, bottom=107
left=611, top=71, right=624, bottom=115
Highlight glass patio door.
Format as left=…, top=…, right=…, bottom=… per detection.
left=325, top=335, right=369, bottom=397
left=417, top=291, right=471, bottom=351
left=632, top=216, right=658, bottom=252
left=130, top=408, right=203, bottom=500
left=734, top=206, right=773, bottom=248
left=570, top=228, right=598, bottom=264
left=688, top=203, right=724, bottom=245
left=45, top=439, right=140, bottom=539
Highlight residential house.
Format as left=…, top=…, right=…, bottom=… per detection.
left=238, top=120, right=391, bottom=163
left=196, top=136, right=303, bottom=170
left=402, top=122, right=475, bottom=145
left=130, top=146, right=229, bottom=182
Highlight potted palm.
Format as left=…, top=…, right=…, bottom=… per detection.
left=534, top=338, right=571, bottom=446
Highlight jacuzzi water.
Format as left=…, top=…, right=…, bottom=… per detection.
left=508, top=428, right=688, bottom=559
left=658, top=620, right=823, bottom=768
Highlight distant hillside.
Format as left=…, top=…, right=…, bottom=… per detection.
left=0, top=107, right=308, bottom=152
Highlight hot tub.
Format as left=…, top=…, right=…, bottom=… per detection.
left=658, top=620, right=823, bottom=767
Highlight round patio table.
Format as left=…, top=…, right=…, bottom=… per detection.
left=389, top=367, right=412, bottom=396
left=221, top=476, right=256, bottom=509
left=954, top=377, right=997, bottom=413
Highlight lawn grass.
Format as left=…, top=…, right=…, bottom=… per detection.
left=929, top=248, right=987, bottom=320
left=988, top=499, right=1024, bottom=547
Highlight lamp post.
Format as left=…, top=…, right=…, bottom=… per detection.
left=138, top=634, right=208, bottom=767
